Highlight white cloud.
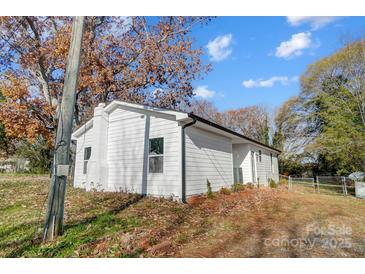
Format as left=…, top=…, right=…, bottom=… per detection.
left=242, top=76, right=298, bottom=88
left=287, top=16, right=339, bottom=30
left=242, top=79, right=256, bottom=88
left=206, top=34, right=233, bottom=62
left=194, top=85, right=216, bottom=98
left=275, top=32, right=312, bottom=58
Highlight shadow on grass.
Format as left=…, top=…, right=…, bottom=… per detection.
left=0, top=222, right=39, bottom=256
left=0, top=221, right=38, bottom=241
left=4, top=194, right=145, bottom=258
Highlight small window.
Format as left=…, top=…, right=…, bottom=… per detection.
left=83, top=147, right=91, bottom=174
left=149, top=138, right=163, bottom=173
left=258, top=150, right=262, bottom=162
left=84, top=147, right=91, bottom=160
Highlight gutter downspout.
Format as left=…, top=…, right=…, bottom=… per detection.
left=181, top=116, right=197, bottom=203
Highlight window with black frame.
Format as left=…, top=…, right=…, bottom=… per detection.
left=149, top=137, right=164, bottom=173
left=83, top=147, right=91, bottom=174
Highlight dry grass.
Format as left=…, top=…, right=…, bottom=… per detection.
left=1, top=174, right=365, bottom=257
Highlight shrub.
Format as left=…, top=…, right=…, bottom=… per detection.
left=279, top=177, right=288, bottom=186
left=16, top=138, right=51, bottom=174
left=268, top=178, right=278, bottom=188
left=231, top=183, right=245, bottom=192
left=219, top=187, right=231, bottom=195
left=206, top=179, right=213, bottom=198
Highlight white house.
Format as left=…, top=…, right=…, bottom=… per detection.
left=72, top=101, right=280, bottom=201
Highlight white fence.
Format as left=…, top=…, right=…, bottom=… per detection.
left=280, top=175, right=358, bottom=196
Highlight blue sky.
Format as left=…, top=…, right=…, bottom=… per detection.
left=190, top=16, right=365, bottom=112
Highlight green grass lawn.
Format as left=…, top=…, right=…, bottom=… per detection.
left=1, top=174, right=365, bottom=258
left=0, top=174, right=196, bottom=257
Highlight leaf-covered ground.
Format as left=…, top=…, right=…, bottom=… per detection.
left=1, top=174, right=365, bottom=257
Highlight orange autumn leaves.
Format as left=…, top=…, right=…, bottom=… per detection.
left=0, top=76, right=55, bottom=145
left=0, top=17, right=210, bottom=147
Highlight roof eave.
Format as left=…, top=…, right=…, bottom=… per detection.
left=71, top=119, right=93, bottom=140
left=104, top=100, right=188, bottom=120
left=188, top=113, right=281, bottom=154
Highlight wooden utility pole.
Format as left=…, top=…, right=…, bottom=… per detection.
left=43, top=16, right=85, bottom=241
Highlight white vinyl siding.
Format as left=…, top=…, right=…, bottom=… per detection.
left=233, top=144, right=279, bottom=185
left=251, top=146, right=279, bottom=185
left=74, top=126, right=94, bottom=188
left=232, top=144, right=253, bottom=183
left=107, top=108, right=181, bottom=197
left=272, top=154, right=279, bottom=181
left=185, top=126, right=233, bottom=196
left=72, top=101, right=280, bottom=199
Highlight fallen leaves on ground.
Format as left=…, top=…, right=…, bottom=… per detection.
left=1, top=175, right=365, bottom=258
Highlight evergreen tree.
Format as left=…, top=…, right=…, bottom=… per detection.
left=262, top=116, right=270, bottom=145
left=277, top=40, right=365, bottom=175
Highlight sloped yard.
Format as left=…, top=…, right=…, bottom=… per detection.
left=1, top=174, right=365, bottom=257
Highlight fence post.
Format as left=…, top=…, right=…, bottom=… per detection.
left=288, top=175, right=292, bottom=191
left=316, top=176, right=320, bottom=193
left=312, top=177, right=315, bottom=193
left=342, top=177, right=348, bottom=196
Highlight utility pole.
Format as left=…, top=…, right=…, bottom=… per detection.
left=43, top=16, right=85, bottom=241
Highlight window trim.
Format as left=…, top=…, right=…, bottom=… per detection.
left=148, top=137, right=164, bottom=174
left=83, top=147, right=91, bottom=174
left=233, top=167, right=243, bottom=184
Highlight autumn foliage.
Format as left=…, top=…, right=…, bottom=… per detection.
left=0, top=16, right=211, bottom=145
left=0, top=76, right=55, bottom=144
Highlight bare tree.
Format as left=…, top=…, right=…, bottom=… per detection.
left=220, top=106, right=270, bottom=143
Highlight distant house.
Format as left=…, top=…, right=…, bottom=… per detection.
left=72, top=101, right=280, bottom=201
left=0, top=157, right=29, bottom=173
